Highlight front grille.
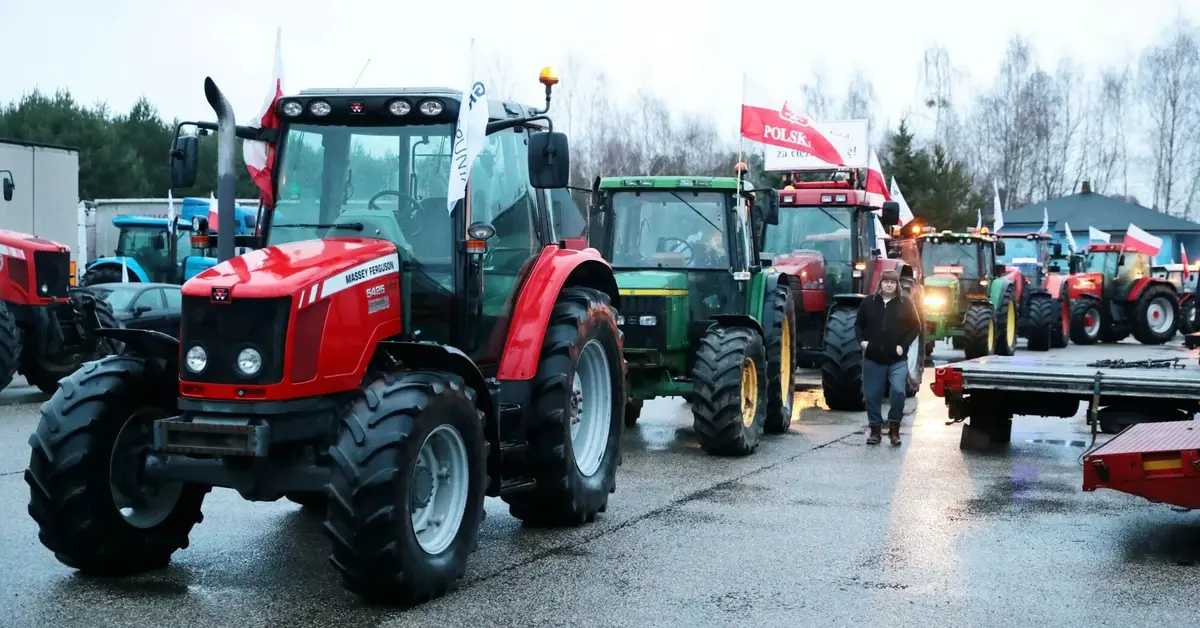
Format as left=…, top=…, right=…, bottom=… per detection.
left=33, top=250, right=70, bottom=299
left=618, top=295, right=668, bottom=352
left=180, top=295, right=291, bottom=384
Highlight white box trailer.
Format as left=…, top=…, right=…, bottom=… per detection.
left=0, top=139, right=82, bottom=270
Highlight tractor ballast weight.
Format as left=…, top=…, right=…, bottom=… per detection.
left=917, top=229, right=1020, bottom=360
left=1066, top=243, right=1179, bottom=345
left=995, top=232, right=1071, bottom=351
left=25, top=69, right=628, bottom=606
left=588, top=174, right=792, bottom=455
left=765, top=173, right=922, bottom=411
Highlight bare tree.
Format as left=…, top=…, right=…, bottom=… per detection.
left=1086, top=66, right=1132, bottom=195
left=1138, top=23, right=1200, bottom=215
left=841, top=70, right=877, bottom=136
left=919, top=44, right=969, bottom=154
left=484, top=56, right=518, bottom=101
left=801, top=69, right=835, bottom=120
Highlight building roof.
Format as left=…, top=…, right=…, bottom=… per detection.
left=1000, top=190, right=1200, bottom=233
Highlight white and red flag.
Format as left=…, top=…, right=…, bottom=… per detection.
left=865, top=148, right=891, bottom=206
left=1124, top=223, right=1162, bottom=256
left=1182, top=242, right=1190, bottom=280
left=243, top=28, right=284, bottom=208
left=739, top=75, right=846, bottom=168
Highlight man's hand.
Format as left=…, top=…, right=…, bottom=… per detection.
left=895, top=345, right=903, bottom=356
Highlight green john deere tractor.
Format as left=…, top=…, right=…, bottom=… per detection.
left=917, top=229, right=1020, bottom=359
left=588, top=175, right=794, bottom=456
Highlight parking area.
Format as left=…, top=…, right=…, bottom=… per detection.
left=2, top=340, right=1199, bottom=628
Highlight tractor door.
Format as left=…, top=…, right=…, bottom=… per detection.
left=1115, top=252, right=1152, bottom=301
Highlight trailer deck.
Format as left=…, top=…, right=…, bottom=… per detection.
left=1083, top=420, right=1200, bottom=510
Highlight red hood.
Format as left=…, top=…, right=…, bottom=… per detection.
left=772, top=251, right=824, bottom=273
left=181, top=237, right=399, bottom=299
left=0, top=228, right=69, bottom=254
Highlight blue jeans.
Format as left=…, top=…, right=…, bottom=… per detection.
left=863, top=358, right=908, bottom=426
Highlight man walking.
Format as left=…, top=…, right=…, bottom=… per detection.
left=855, top=270, right=921, bottom=446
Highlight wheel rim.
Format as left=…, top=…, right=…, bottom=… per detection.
left=411, top=424, right=470, bottom=555
left=741, top=357, right=758, bottom=427
left=780, top=316, right=792, bottom=402
left=109, top=408, right=183, bottom=529
left=1085, top=308, right=1101, bottom=337
left=1005, top=302, right=1016, bottom=346
left=570, top=339, right=612, bottom=478
left=986, top=320, right=994, bottom=353
left=1146, top=297, right=1175, bottom=333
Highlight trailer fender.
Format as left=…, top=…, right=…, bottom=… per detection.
left=88, top=257, right=149, bottom=282
left=95, top=328, right=179, bottom=373
left=496, top=246, right=618, bottom=381
left=711, top=314, right=764, bottom=337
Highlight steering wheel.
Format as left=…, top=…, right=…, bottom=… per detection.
left=368, top=190, right=426, bottom=237
left=657, top=237, right=695, bottom=266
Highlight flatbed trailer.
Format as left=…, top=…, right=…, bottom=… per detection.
left=930, top=350, right=1200, bottom=450
left=1083, top=421, right=1200, bottom=510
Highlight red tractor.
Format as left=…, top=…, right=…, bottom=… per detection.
left=995, top=232, right=1071, bottom=351
left=25, top=69, right=627, bottom=605
left=0, top=170, right=120, bottom=393
left=1067, top=243, right=1179, bottom=345
left=762, top=170, right=916, bottom=410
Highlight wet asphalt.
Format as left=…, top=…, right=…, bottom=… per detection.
left=2, top=341, right=1199, bottom=628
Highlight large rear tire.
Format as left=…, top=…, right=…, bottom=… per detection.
left=821, top=305, right=864, bottom=411
left=994, top=288, right=1017, bottom=356
left=1025, top=294, right=1055, bottom=351
left=325, top=370, right=487, bottom=605
left=691, top=326, right=767, bottom=456
left=764, top=284, right=796, bottom=434
left=0, top=302, right=22, bottom=391
left=1180, top=297, right=1197, bottom=336
left=1051, top=297, right=1070, bottom=348
left=1069, top=298, right=1102, bottom=345
left=21, top=289, right=122, bottom=394
left=25, top=355, right=209, bottom=575
left=1131, top=284, right=1179, bottom=345
left=962, top=304, right=995, bottom=360
left=503, top=287, right=623, bottom=526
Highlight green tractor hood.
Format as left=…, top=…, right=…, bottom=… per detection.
left=615, top=269, right=690, bottom=295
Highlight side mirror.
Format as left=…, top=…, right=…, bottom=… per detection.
left=133, top=305, right=152, bottom=317
left=880, top=201, right=901, bottom=227
left=1, top=175, right=13, bottom=202
left=528, top=131, right=570, bottom=189
left=1051, top=242, right=1063, bottom=257
left=760, top=189, right=780, bottom=226
left=170, top=135, right=200, bottom=189
left=151, top=234, right=166, bottom=251
left=994, top=240, right=1006, bottom=256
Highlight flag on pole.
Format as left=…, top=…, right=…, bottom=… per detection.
left=873, top=214, right=889, bottom=259
left=1038, top=207, right=1048, bottom=234
left=889, top=177, right=915, bottom=226
left=739, top=74, right=846, bottom=167
left=1124, top=223, right=1162, bottom=256
left=209, top=193, right=219, bottom=229
left=865, top=149, right=891, bottom=206
left=992, top=180, right=1004, bottom=231
left=244, top=27, right=285, bottom=208
left=1063, top=222, right=1079, bottom=252
left=976, top=208, right=982, bottom=231
left=1089, top=226, right=1111, bottom=243
left=1182, top=242, right=1190, bottom=280
left=447, top=39, right=490, bottom=214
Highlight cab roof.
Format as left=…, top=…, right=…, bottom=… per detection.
left=284, top=88, right=543, bottom=125
left=598, top=176, right=739, bottom=190
left=917, top=230, right=997, bottom=243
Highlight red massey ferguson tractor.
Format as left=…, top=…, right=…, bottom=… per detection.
left=24, top=70, right=627, bottom=605
left=762, top=171, right=918, bottom=410
left=0, top=171, right=120, bottom=393
left=1067, top=243, right=1179, bottom=345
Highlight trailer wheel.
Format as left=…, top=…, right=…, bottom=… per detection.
left=821, top=305, right=864, bottom=411
left=504, top=287, right=623, bottom=526
left=1051, top=297, right=1070, bottom=348
left=0, top=302, right=22, bottom=391
left=1180, top=298, right=1197, bottom=336
left=1069, top=298, right=1102, bottom=345
left=691, top=326, right=767, bottom=455
left=961, top=304, right=995, bottom=360
left=994, top=288, right=1018, bottom=356
left=25, top=355, right=209, bottom=575
left=1132, top=284, right=1179, bottom=345
left=21, top=291, right=122, bottom=394
left=1025, top=294, right=1055, bottom=351
left=81, top=265, right=127, bottom=287
left=764, top=284, right=796, bottom=434
left=326, top=369, right=487, bottom=604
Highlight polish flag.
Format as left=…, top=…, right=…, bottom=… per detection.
left=1124, top=223, right=1162, bottom=256
left=865, top=149, right=891, bottom=207
left=209, top=193, right=219, bottom=228
left=1182, top=242, right=1190, bottom=280
left=739, top=75, right=845, bottom=167
left=1089, top=226, right=1111, bottom=243
left=243, top=28, right=284, bottom=208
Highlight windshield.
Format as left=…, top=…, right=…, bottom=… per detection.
left=997, top=237, right=1041, bottom=264
left=922, top=242, right=981, bottom=278
left=116, top=226, right=174, bottom=276
left=1084, top=251, right=1119, bottom=273
left=762, top=206, right=854, bottom=263
left=89, top=286, right=137, bottom=310
left=609, top=190, right=729, bottom=269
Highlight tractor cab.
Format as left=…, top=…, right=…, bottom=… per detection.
left=995, top=232, right=1060, bottom=286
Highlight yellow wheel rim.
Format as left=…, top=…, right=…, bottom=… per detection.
left=741, top=357, right=758, bottom=427
left=1006, top=302, right=1016, bottom=347
left=780, top=317, right=792, bottom=402
left=987, top=320, right=995, bottom=353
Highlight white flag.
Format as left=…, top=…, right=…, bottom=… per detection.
left=873, top=214, right=889, bottom=259
left=1038, top=207, right=1048, bottom=234
left=992, top=180, right=1004, bottom=231
left=1063, top=222, right=1079, bottom=252
left=1089, top=226, right=1111, bottom=243
left=121, top=256, right=129, bottom=283
left=976, top=208, right=982, bottom=230
left=167, top=189, right=177, bottom=240
left=447, top=39, right=490, bottom=214
left=888, top=177, right=915, bottom=226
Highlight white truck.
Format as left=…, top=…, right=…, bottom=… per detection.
left=0, top=139, right=82, bottom=270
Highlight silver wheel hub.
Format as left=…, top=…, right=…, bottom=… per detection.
left=410, top=424, right=470, bottom=555
left=110, top=409, right=184, bottom=530
left=1147, top=298, right=1174, bottom=333
left=570, top=339, right=613, bottom=478
left=1085, top=308, right=1101, bottom=336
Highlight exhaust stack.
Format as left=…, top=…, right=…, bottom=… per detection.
left=204, top=77, right=238, bottom=262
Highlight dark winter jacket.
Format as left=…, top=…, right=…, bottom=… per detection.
left=855, top=293, right=922, bottom=365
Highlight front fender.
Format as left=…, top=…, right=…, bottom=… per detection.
left=987, top=276, right=1013, bottom=306
left=97, top=328, right=180, bottom=374
left=496, top=246, right=617, bottom=381
left=758, top=271, right=783, bottom=339
left=711, top=314, right=763, bottom=337
left=1043, top=273, right=1068, bottom=300
left=89, top=257, right=149, bottom=282
left=376, top=340, right=496, bottom=431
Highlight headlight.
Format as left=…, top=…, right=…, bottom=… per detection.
left=616, top=315, right=626, bottom=326
left=418, top=100, right=444, bottom=116
left=309, top=100, right=331, bottom=116
left=281, top=100, right=303, bottom=117
left=185, top=346, right=207, bottom=373
left=923, top=294, right=947, bottom=309
left=638, top=316, right=657, bottom=326
left=388, top=100, right=411, bottom=116
left=236, top=348, right=262, bottom=376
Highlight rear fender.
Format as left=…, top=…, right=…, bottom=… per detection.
left=97, top=328, right=180, bottom=374
left=987, top=276, right=1013, bottom=307
left=88, top=257, right=148, bottom=282
left=496, top=246, right=618, bottom=381
left=1128, top=277, right=1174, bottom=301
left=1066, top=273, right=1104, bottom=300
left=711, top=314, right=763, bottom=337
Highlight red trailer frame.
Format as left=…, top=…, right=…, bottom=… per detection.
left=1083, top=421, right=1200, bottom=510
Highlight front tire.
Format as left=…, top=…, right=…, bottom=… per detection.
left=962, top=304, right=995, bottom=360
left=325, top=370, right=487, bottom=605
left=691, top=326, right=767, bottom=456
left=1069, top=298, right=1102, bottom=345
left=764, top=284, right=796, bottom=434
left=1051, top=297, right=1070, bottom=348
left=821, top=305, right=864, bottom=411
left=21, top=289, right=122, bottom=394
left=1132, top=285, right=1179, bottom=345
left=994, top=288, right=1017, bottom=356
left=1180, top=298, right=1197, bottom=336
left=25, top=355, right=209, bottom=575
left=0, top=301, right=22, bottom=391
left=1025, top=294, right=1055, bottom=351
left=502, top=287, right=623, bottom=526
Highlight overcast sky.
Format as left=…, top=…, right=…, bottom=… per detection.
left=3, top=0, right=1198, bottom=144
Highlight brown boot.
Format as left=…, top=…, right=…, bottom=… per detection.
left=867, top=424, right=882, bottom=445
left=888, top=421, right=901, bottom=446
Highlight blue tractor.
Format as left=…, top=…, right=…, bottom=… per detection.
left=81, top=197, right=256, bottom=286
